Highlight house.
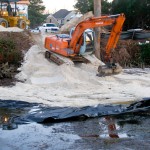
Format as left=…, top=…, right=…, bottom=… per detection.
left=46, top=14, right=59, bottom=27
left=46, top=9, right=80, bottom=27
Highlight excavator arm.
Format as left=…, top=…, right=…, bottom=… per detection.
left=70, top=14, right=125, bottom=62
left=105, top=14, right=125, bottom=61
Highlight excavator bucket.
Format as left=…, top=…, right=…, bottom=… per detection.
left=97, top=63, right=122, bottom=76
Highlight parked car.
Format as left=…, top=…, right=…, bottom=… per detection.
left=39, top=23, right=59, bottom=33
left=30, top=27, right=40, bottom=33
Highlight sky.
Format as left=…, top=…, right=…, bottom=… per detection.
left=43, top=0, right=76, bottom=13
left=43, top=0, right=112, bottom=14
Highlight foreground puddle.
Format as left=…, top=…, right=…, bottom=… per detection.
left=0, top=99, right=150, bottom=150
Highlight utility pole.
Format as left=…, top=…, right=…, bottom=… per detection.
left=94, top=0, right=101, bottom=59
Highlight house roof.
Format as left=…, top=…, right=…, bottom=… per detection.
left=53, top=9, right=71, bottom=19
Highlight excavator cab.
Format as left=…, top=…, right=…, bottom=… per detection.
left=0, top=0, right=30, bottom=29
left=81, top=29, right=94, bottom=55
left=70, top=28, right=94, bottom=55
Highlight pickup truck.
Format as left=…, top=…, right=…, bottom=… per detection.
left=39, top=23, right=59, bottom=33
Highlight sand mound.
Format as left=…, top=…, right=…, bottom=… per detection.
left=0, top=25, right=6, bottom=31
left=0, top=31, right=150, bottom=107
left=0, top=25, right=23, bottom=32
left=60, top=11, right=94, bottom=33
left=60, top=12, right=108, bottom=34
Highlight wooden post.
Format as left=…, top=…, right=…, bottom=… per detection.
left=94, top=0, right=101, bottom=59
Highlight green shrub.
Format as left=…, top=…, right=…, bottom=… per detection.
left=140, top=43, right=150, bottom=65
left=0, top=39, right=22, bottom=65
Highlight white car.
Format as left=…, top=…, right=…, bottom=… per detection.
left=39, top=23, right=59, bottom=33
left=30, top=27, right=40, bottom=33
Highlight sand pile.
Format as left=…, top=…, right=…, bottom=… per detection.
left=0, top=25, right=23, bottom=32
left=60, top=12, right=109, bottom=34
left=60, top=11, right=94, bottom=33
left=0, top=44, right=149, bottom=107
left=0, top=25, right=6, bottom=31
left=0, top=30, right=149, bottom=107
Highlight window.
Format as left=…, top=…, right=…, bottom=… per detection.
left=46, top=24, right=56, bottom=27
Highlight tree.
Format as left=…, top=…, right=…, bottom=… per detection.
left=74, top=0, right=111, bottom=14
left=74, top=0, right=93, bottom=14
left=101, top=0, right=112, bottom=14
left=111, top=0, right=150, bottom=30
left=28, top=0, right=46, bottom=28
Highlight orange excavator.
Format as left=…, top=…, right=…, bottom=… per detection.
left=45, top=13, right=125, bottom=75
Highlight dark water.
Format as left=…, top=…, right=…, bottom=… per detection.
left=0, top=99, right=150, bottom=150
left=68, top=112, right=150, bottom=150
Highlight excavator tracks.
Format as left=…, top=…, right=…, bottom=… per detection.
left=45, top=51, right=90, bottom=65
left=45, top=51, right=64, bottom=65
left=69, top=55, right=90, bottom=64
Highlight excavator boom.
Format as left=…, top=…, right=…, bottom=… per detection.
left=70, top=14, right=125, bottom=58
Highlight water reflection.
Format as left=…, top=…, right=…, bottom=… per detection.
left=0, top=108, right=25, bottom=130
left=98, top=116, right=130, bottom=139
left=0, top=115, right=18, bottom=130
left=104, top=116, right=119, bottom=138
left=78, top=116, right=122, bottom=139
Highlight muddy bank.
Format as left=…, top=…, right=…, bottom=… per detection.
left=0, top=31, right=33, bottom=86
left=0, top=31, right=33, bottom=52
left=100, top=38, right=150, bottom=67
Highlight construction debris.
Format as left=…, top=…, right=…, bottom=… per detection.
left=0, top=63, right=15, bottom=78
